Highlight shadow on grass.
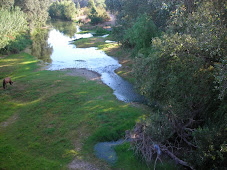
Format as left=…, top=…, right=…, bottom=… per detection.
left=0, top=53, right=147, bottom=169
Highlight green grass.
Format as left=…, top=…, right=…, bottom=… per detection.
left=77, top=30, right=93, bottom=34
left=114, top=143, right=179, bottom=170
left=0, top=53, right=149, bottom=169
left=73, top=37, right=106, bottom=48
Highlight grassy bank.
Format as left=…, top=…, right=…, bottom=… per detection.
left=0, top=53, right=149, bottom=169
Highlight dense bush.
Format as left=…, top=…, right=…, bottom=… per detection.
left=124, top=14, right=160, bottom=56
left=110, top=0, right=173, bottom=43
left=0, top=34, right=32, bottom=54
left=49, top=0, right=77, bottom=21
left=0, top=7, right=28, bottom=49
left=122, top=1, right=226, bottom=169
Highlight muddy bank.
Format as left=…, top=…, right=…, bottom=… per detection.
left=61, top=68, right=102, bottom=83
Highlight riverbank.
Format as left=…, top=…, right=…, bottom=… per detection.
left=0, top=53, right=150, bottom=169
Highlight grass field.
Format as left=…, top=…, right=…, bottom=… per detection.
left=0, top=53, right=150, bottom=169
left=0, top=49, right=178, bottom=169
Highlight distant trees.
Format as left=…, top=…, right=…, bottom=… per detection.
left=73, top=0, right=105, bottom=8
left=87, top=0, right=109, bottom=24
left=49, top=0, right=77, bottom=21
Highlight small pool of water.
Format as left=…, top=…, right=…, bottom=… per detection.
left=94, top=139, right=124, bottom=164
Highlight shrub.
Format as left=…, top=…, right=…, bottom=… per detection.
left=0, top=7, right=28, bottom=49
left=123, top=14, right=159, bottom=56
left=130, top=1, right=226, bottom=168
left=0, top=34, right=32, bottom=54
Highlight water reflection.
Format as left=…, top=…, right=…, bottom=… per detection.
left=50, top=20, right=78, bottom=38
left=31, top=29, right=53, bottom=63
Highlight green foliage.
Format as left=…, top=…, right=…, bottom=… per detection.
left=0, top=0, right=14, bottom=8
left=111, top=0, right=170, bottom=47
left=95, top=0, right=105, bottom=8
left=94, top=27, right=110, bottom=35
left=87, top=0, right=95, bottom=8
left=190, top=124, right=227, bottom=169
left=135, top=33, right=215, bottom=110
left=132, top=1, right=226, bottom=168
left=214, top=57, right=227, bottom=100
left=49, top=0, right=77, bottom=21
left=0, top=53, right=145, bottom=169
left=124, top=14, right=160, bottom=56
left=0, top=34, right=32, bottom=54
left=87, top=0, right=110, bottom=25
left=0, top=7, right=28, bottom=49
left=14, top=0, right=50, bottom=31
left=114, top=143, right=178, bottom=170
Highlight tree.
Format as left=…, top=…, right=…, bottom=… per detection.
left=87, top=0, right=109, bottom=25
left=130, top=1, right=226, bottom=169
left=87, top=0, right=95, bottom=8
left=14, top=0, right=50, bottom=31
left=49, top=0, right=77, bottom=20
left=0, top=7, right=28, bottom=49
left=124, top=14, right=160, bottom=55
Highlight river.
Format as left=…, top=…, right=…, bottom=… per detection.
left=33, top=20, right=144, bottom=103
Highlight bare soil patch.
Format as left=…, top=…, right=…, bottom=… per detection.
left=68, top=158, right=100, bottom=170
left=0, top=114, right=18, bottom=129
left=62, top=68, right=102, bottom=83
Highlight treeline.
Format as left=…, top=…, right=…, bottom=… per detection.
left=49, top=0, right=78, bottom=21
left=107, top=0, right=226, bottom=169
left=73, top=0, right=106, bottom=8
left=49, top=0, right=109, bottom=23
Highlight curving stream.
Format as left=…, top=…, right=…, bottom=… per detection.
left=44, top=22, right=145, bottom=103
left=33, top=20, right=145, bottom=164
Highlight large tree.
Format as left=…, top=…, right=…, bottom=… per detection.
left=14, top=0, right=50, bottom=30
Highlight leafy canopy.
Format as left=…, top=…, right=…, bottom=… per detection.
left=0, top=7, right=28, bottom=49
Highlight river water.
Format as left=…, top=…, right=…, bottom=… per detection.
left=35, top=21, right=144, bottom=103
